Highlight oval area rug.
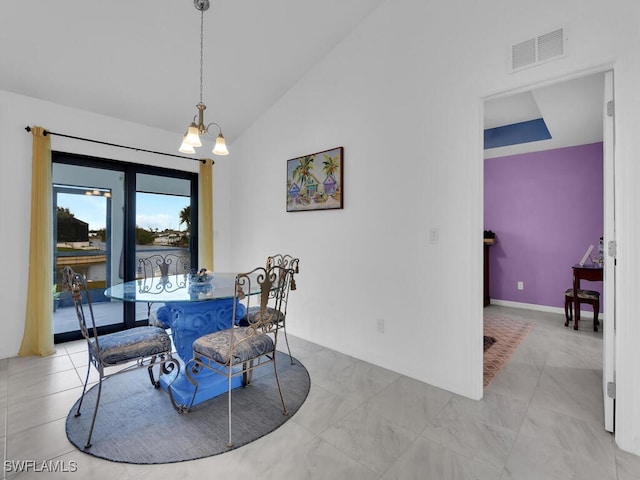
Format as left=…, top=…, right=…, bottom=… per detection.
left=66, top=352, right=310, bottom=464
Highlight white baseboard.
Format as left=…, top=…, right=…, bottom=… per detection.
left=488, top=299, right=602, bottom=318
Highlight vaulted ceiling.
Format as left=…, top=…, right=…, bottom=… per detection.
left=1, top=1, right=604, bottom=156
left=0, top=0, right=386, bottom=143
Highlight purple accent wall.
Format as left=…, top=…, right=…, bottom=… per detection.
left=484, top=142, right=603, bottom=310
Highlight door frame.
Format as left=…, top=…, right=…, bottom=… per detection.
left=602, top=69, right=616, bottom=432
left=481, top=65, right=617, bottom=431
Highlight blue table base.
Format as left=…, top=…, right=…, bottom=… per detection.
left=160, top=365, right=244, bottom=410
left=155, top=298, right=247, bottom=410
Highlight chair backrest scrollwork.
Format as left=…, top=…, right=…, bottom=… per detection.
left=137, top=253, right=190, bottom=294
left=231, top=265, right=290, bottom=350
left=266, top=254, right=299, bottom=311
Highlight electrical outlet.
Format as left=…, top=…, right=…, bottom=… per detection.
left=429, top=228, right=439, bottom=244
left=517, top=281, right=524, bottom=290
left=376, top=318, right=385, bottom=333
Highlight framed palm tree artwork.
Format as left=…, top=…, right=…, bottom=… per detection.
left=287, top=146, right=343, bottom=212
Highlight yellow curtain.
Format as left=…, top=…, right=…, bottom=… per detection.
left=198, top=158, right=214, bottom=270
left=19, top=127, right=56, bottom=357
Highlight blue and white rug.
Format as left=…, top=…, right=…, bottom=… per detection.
left=66, top=352, right=310, bottom=464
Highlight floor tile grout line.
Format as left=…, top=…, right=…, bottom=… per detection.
left=499, top=357, right=546, bottom=475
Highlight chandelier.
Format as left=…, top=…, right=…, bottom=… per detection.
left=179, top=0, right=229, bottom=156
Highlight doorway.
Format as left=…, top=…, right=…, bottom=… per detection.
left=482, top=69, right=615, bottom=431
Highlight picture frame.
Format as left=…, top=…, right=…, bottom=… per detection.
left=286, top=146, right=343, bottom=212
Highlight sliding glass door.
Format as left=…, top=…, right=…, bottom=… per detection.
left=134, top=173, right=195, bottom=324
left=52, top=163, right=124, bottom=340
left=52, top=152, right=197, bottom=343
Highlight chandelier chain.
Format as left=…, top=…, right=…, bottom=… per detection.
left=199, top=8, right=204, bottom=105
left=179, top=0, right=228, bottom=155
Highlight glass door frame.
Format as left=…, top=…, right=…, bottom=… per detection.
left=53, top=151, right=199, bottom=343
left=53, top=183, right=114, bottom=297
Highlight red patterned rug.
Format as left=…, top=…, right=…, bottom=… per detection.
left=483, top=314, right=533, bottom=387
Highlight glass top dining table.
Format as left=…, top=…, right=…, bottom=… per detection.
left=104, top=272, right=254, bottom=409
left=104, top=272, right=248, bottom=304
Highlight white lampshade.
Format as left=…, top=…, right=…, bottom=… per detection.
left=184, top=123, right=202, bottom=147
left=212, top=133, right=229, bottom=156
left=179, top=134, right=196, bottom=154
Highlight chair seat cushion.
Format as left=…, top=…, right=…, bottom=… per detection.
left=193, top=327, right=274, bottom=365
left=564, top=288, right=600, bottom=301
left=149, top=311, right=171, bottom=330
left=238, top=306, right=285, bottom=327
left=93, top=326, right=171, bottom=365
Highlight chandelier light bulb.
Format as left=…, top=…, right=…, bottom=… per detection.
left=179, top=134, right=197, bottom=154
left=212, top=133, right=229, bottom=156
left=184, top=123, right=202, bottom=147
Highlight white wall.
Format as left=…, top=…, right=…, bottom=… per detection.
left=228, top=0, right=640, bottom=455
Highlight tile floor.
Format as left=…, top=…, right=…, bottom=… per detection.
left=2, top=304, right=640, bottom=479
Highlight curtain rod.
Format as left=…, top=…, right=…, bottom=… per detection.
left=24, top=126, right=211, bottom=164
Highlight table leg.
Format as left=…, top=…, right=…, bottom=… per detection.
left=573, top=277, right=580, bottom=330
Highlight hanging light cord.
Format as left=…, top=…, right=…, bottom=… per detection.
left=199, top=7, right=205, bottom=106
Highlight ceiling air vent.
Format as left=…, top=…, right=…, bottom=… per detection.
left=510, top=27, right=567, bottom=72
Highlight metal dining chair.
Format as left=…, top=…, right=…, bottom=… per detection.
left=240, top=254, right=299, bottom=363
left=62, top=266, right=179, bottom=449
left=174, top=265, right=289, bottom=447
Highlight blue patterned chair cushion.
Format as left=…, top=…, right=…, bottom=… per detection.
left=239, top=306, right=285, bottom=327
left=149, top=311, right=171, bottom=330
left=92, top=326, right=172, bottom=365
left=193, top=327, right=274, bottom=365
left=564, top=288, right=600, bottom=301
